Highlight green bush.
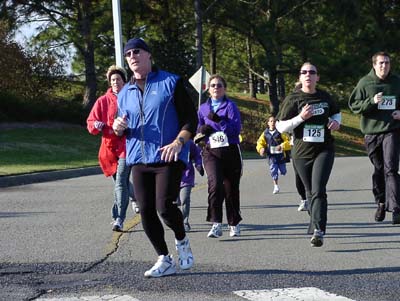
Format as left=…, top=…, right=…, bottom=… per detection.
left=0, top=91, right=85, bottom=124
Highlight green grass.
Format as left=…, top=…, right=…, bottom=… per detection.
left=0, top=93, right=366, bottom=176
left=0, top=127, right=100, bottom=176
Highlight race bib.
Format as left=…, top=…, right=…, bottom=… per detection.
left=303, top=124, right=324, bottom=143
left=378, top=96, right=396, bottom=110
left=209, top=131, right=229, bottom=148
left=270, top=145, right=283, bottom=154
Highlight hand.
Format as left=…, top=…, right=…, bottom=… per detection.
left=276, top=145, right=282, bottom=151
left=373, top=92, right=383, bottom=104
left=392, top=110, right=400, bottom=120
left=208, top=112, right=222, bottom=122
left=328, top=119, right=340, bottom=131
left=299, top=104, right=313, bottom=120
left=112, top=115, right=127, bottom=136
left=160, top=140, right=182, bottom=162
left=259, top=148, right=265, bottom=156
left=199, top=124, right=214, bottom=136
left=195, top=165, right=204, bottom=176
left=194, top=132, right=206, bottom=144
left=94, top=120, right=105, bottom=131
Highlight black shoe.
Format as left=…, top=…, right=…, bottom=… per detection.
left=392, top=210, right=400, bottom=225
left=310, top=230, right=324, bottom=247
left=375, top=203, right=386, bottom=222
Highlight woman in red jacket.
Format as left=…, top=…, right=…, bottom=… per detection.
left=87, top=65, right=137, bottom=231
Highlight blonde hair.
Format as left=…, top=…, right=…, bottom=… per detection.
left=106, top=65, right=127, bottom=84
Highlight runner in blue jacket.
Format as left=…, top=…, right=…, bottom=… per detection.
left=113, top=38, right=198, bottom=278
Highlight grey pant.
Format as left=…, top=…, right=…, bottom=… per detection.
left=178, top=185, right=192, bottom=224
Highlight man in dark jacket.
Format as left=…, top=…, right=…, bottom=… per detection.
left=349, top=51, right=400, bottom=224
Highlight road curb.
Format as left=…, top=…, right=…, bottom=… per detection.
left=0, top=166, right=102, bottom=188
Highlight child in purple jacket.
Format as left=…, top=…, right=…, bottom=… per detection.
left=176, top=140, right=204, bottom=231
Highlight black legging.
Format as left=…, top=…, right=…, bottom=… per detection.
left=132, top=161, right=185, bottom=256
left=293, top=150, right=334, bottom=234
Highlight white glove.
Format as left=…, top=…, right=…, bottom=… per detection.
left=94, top=120, right=105, bottom=131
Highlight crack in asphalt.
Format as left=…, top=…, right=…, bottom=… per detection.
left=83, top=214, right=142, bottom=273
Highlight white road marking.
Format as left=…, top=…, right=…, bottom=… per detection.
left=37, top=295, right=139, bottom=301
left=33, top=288, right=356, bottom=301
left=234, top=287, right=355, bottom=301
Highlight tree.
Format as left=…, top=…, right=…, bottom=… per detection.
left=0, top=19, right=63, bottom=101
left=8, top=0, right=111, bottom=110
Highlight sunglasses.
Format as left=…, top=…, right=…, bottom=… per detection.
left=125, top=49, right=141, bottom=57
left=210, top=83, right=223, bottom=88
left=300, top=70, right=317, bottom=75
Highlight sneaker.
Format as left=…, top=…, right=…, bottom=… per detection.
left=229, top=224, right=240, bottom=237
left=144, top=255, right=176, bottom=278
left=310, top=229, right=324, bottom=247
left=392, top=209, right=400, bottom=225
left=297, top=200, right=308, bottom=212
left=273, top=185, right=280, bottom=194
left=112, top=217, right=123, bottom=232
left=175, top=237, right=194, bottom=270
left=132, top=201, right=140, bottom=214
left=375, top=203, right=386, bottom=222
left=184, top=223, right=191, bottom=232
left=207, top=223, right=222, bottom=238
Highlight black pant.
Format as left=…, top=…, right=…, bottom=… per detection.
left=202, top=144, right=242, bottom=226
left=293, top=162, right=306, bottom=200
left=294, top=150, right=334, bottom=234
left=365, top=130, right=400, bottom=212
left=132, top=161, right=185, bottom=256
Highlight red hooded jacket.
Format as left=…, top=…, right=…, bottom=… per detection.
left=86, top=88, right=126, bottom=176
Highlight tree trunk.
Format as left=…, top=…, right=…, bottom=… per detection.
left=267, top=70, right=279, bottom=116
left=194, top=0, right=203, bottom=69
left=82, top=48, right=97, bottom=111
left=276, top=50, right=285, bottom=100
left=79, top=0, right=97, bottom=111
left=209, top=31, right=216, bottom=74
left=259, top=79, right=265, bottom=94
left=277, top=71, right=285, bottom=100
left=246, top=36, right=256, bottom=99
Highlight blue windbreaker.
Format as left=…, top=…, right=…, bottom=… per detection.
left=118, top=70, right=190, bottom=165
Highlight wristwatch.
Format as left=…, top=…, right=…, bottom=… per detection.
left=176, top=137, right=185, bottom=146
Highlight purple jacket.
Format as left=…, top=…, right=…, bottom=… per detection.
left=197, top=96, right=241, bottom=145
left=180, top=140, right=203, bottom=188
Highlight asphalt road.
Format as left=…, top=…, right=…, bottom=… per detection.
left=1, top=157, right=400, bottom=301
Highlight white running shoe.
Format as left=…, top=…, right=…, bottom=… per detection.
left=144, top=255, right=176, bottom=278
left=175, top=236, right=194, bottom=270
left=297, top=199, right=308, bottom=212
left=229, top=225, right=241, bottom=237
left=207, top=223, right=222, bottom=238
left=273, top=185, right=280, bottom=194
left=112, top=217, right=123, bottom=232
left=310, top=229, right=324, bottom=247
left=132, top=201, right=140, bottom=214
